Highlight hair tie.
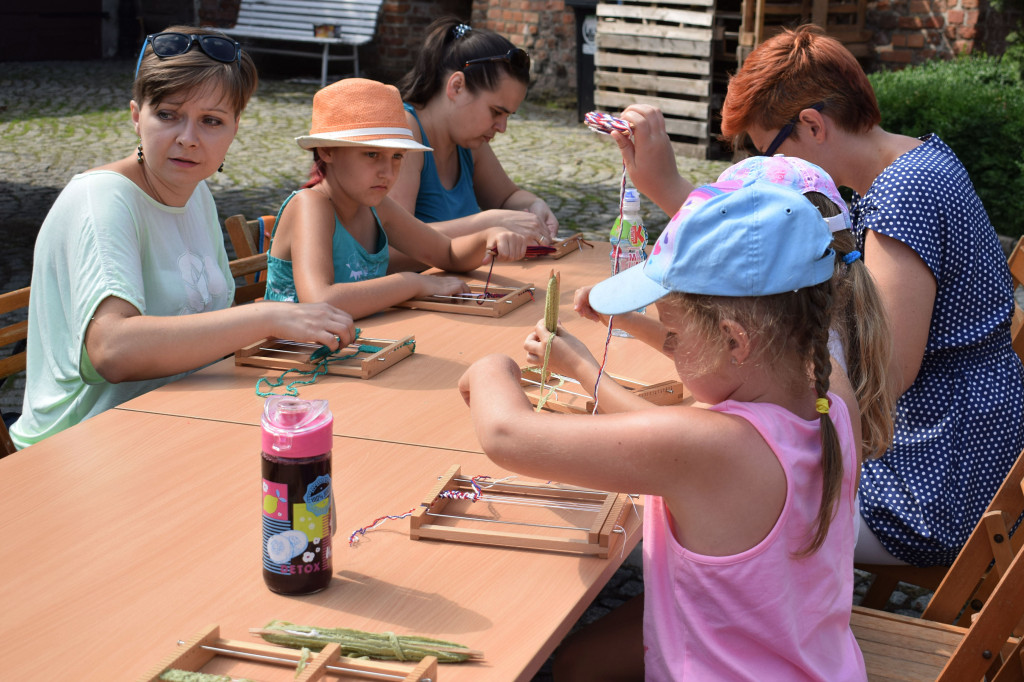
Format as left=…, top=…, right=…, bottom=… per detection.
left=453, top=23, right=472, bottom=40
left=842, top=250, right=862, bottom=265
left=815, top=397, right=831, bottom=415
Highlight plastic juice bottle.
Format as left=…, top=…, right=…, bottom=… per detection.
left=261, top=396, right=334, bottom=595
left=610, top=188, right=648, bottom=337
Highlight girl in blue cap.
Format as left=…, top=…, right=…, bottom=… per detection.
left=459, top=179, right=879, bottom=680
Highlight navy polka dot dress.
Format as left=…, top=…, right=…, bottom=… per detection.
left=852, top=134, right=1024, bottom=566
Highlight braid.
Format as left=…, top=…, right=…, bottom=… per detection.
left=798, top=280, right=844, bottom=556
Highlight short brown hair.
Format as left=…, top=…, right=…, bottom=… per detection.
left=133, top=25, right=258, bottom=117
left=720, top=25, right=880, bottom=149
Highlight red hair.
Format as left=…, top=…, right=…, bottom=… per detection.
left=303, top=151, right=326, bottom=189
left=720, top=25, right=881, bottom=148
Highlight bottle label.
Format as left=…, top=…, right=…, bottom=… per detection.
left=262, top=476, right=332, bottom=577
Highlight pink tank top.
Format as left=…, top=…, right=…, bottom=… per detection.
left=642, top=394, right=866, bottom=681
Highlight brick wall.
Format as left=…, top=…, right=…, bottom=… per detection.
left=868, top=0, right=983, bottom=66
left=374, top=0, right=471, bottom=81
left=469, top=0, right=579, bottom=97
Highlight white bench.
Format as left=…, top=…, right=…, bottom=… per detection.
left=215, top=0, right=385, bottom=86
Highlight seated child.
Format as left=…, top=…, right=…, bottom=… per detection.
left=460, top=179, right=885, bottom=680
left=264, top=78, right=528, bottom=319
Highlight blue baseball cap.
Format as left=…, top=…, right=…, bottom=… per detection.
left=589, top=179, right=835, bottom=315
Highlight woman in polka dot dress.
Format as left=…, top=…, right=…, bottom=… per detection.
left=715, top=25, right=1024, bottom=566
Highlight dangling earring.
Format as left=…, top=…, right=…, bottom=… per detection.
left=218, top=161, right=225, bottom=173
left=136, top=142, right=144, bottom=164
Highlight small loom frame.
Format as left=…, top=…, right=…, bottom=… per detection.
left=394, top=283, right=534, bottom=318
left=520, top=368, right=687, bottom=414
left=410, top=465, right=630, bottom=558
left=139, top=624, right=439, bottom=682
left=548, top=234, right=594, bottom=259
left=235, top=335, right=415, bottom=380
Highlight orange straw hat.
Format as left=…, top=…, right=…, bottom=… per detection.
left=295, top=78, right=432, bottom=151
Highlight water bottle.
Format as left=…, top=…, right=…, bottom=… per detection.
left=609, top=188, right=648, bottom=337
left=261, top=396, right=334, bottom=595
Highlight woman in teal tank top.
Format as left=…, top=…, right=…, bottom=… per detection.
left=265, top=77, right=530, bottom=320
left=388, top=17, right=560, bottom=272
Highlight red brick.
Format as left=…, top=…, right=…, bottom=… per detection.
left=965, top=9, right=979, bottom=25
left=909, top=0, right=931, bottom=12
left=898, top=16, right=923, bottom=28
left=947, top=9, right=964, bottom=23
left=881, top=49, right=915, bottom=62
left=923, top=15, right=944, bottom=28
left=954, top=39, right=973, bottom=54
left=958, top=25, right=977, bottom=39
left=961, top=0, right=978, bottom=6
left=891, top=33, right=908, bottom=46
left=906, top=32, right=926, bottom=47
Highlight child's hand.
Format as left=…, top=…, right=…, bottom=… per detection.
left=268, top=301, right=355, bottom=350
left=414, top=274, right=471, bottom=299
left=483, top=228, right=528, bottom=262
left=524, top=319, right=598, bottom=378
left=573, top=286, right=608, bottom=324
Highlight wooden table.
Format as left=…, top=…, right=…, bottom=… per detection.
left=0, top=409, right=643, bottom=679
left=117, top=243, right=678, bottom=452
left=0, top=244, right=670, bottom=680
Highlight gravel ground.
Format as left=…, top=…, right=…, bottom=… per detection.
left=0, top=59, right=929, bottom=680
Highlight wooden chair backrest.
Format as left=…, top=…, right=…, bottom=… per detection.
left=225, top=214, right=275, bottom=305
left=922, top=446, right=1024, bottom=628
left=0, top=286, right=30, bottom=456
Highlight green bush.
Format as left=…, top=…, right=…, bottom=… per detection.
left=868, top=56, right=1024, bottom=238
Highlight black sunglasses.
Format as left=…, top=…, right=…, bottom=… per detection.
left=761, top=102, right=825, bottom=156
left=463, top=48, right=530, bottom=71
left=134, top=32, right=241, bottom=79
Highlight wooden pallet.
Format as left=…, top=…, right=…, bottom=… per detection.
left=521, top=368, right=687, bottom=414
left=393, top=283, right=534, bottom=318
left=139, top=624, right=438, bottom=681
left=235, top=335, right=414, bottom=380
left=594, top=0, right=739, bottom=159
left=738, top=0, right=872, bottom=64
left=410, top=465, right=632, bottom=558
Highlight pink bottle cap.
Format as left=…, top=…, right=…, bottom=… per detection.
left=261, top=396, right=333, bottom=459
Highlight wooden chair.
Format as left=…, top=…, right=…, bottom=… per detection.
left=856, top=237, right=1024, bottom=608
left=0, top=286, right=30, bottom=457
left=225, top=214, right=275, bottom=305
left=853, top=445, right=1024, bottom=680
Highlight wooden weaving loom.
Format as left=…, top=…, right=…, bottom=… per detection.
left=394, top=283, right=534, bottom=318
left=525, top=234, right=594, bottom=260
left=410, top=465, right=632, bottom=558
left=140, top=624, right=438, bottom=681
left=520, top=368, right=688, bottom=414
left=235, top=335, right=414, bottom=380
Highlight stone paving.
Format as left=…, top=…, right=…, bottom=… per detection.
left=0, top=59, right=928, bottom=679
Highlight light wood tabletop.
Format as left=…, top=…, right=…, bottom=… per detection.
left=0, top=409, right=643, bottom=680
left=1, top=243, right=669, bottom=681
left=116, top=244, right=679, bottom=453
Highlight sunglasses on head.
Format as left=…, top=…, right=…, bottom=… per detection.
left=463, top=48, right=530, bottom=71
left=761, top=102, right=825, bottom=157
left=134, top=32, right=241, bottom=79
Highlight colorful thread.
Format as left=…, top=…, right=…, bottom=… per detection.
left=438, top=475, right=491, bottom=501
left=348, top=509, right=415, bottom=546
left=584, top=111, right=633, bottom=136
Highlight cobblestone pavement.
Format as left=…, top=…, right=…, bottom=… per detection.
left=0, top=59, right=927, bottom=679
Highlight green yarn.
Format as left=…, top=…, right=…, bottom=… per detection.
left=255, top=329, right=414, bottom=397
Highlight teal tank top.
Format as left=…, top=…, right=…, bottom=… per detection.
left=404, top=103, right=481, bottom=222
left=264, top=189, right=389, bottom=303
